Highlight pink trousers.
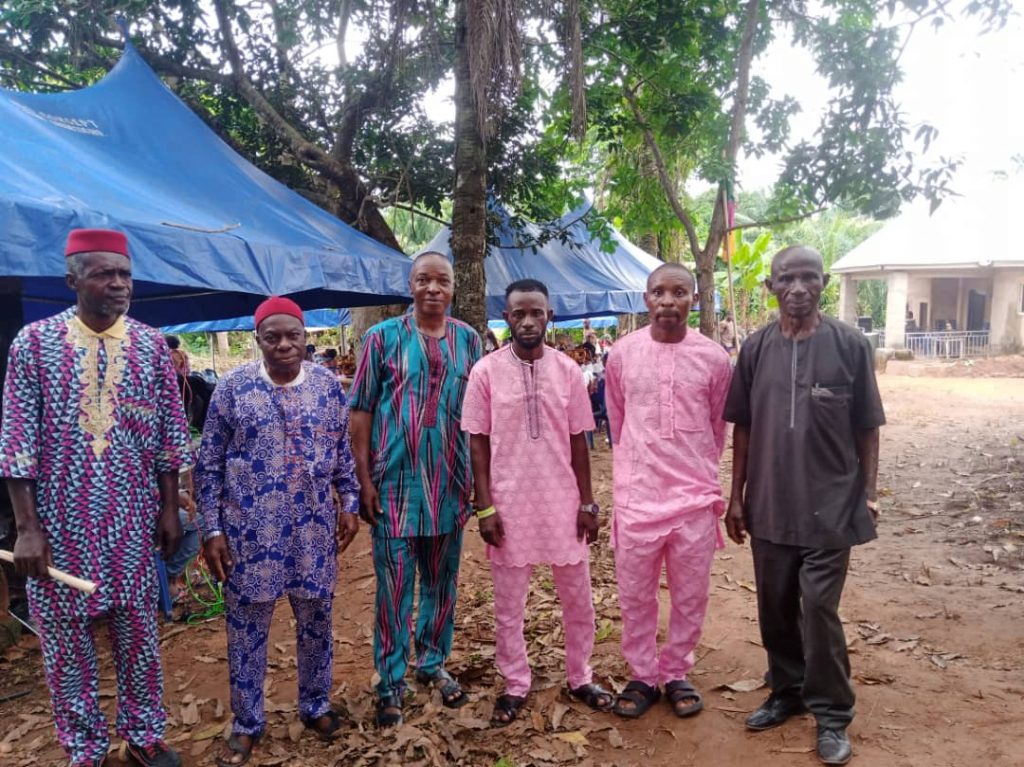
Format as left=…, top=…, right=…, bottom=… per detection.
left=614, top=511, right=717, bottom=687
left=492, top=559, right=595, bottom=697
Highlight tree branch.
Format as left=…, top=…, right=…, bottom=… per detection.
left=708, top=0, right=761, bottom=251
left=623, top=87, right=702, bottom=258
left=0, top=43, right=84, bottom=90
left=382, top=202, right=450, bottom=227
left=731, top=206, right=827, bottom=231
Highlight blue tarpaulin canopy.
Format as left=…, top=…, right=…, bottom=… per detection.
left=419, top=202, right=666, bottom=320
left=0, top=43, right=412, bottom=326
left=162, top=308, right=350, bottom=334
left=487, top=316, right=617, bottom=337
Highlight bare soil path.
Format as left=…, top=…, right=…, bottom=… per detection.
left=2, top=375, right=1022, bottom=767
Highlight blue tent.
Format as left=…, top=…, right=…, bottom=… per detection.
left=419, top=202, right=666, bottom=320
left=0, top=43, right=412, bottom=326
left=487, top=316, right=617, bottom=336
left=162, top=308, right=350, bottom=334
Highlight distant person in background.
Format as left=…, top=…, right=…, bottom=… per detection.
left=322, top=348, right=338, bottom=372
left=165, top=334, right=191, bottom=377
left=719, top=313, right=737, bottom=354
left=905, top=310, right=918, bottom=334
left=724, top=245, right=884, bottom=766
left=485, top=329, right=500, bottom=354
left=162, top=469, right=200, bottom=602
left=581, top=332, right=598, bottom=358
left=305, top=343, right=317, bottom=362
left=555, top=333, right=571, bottom=352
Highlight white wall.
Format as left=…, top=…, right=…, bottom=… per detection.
left=990, top=269, right=1024, bottom=352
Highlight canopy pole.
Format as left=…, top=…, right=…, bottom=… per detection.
left=209, top=332, right=216, bottom=372
left=720, top=186, right=739, bottom=344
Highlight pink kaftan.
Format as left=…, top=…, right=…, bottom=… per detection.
left=604, top=326, right=732, bottom=547
left=460, top=345, right=596, bottom=567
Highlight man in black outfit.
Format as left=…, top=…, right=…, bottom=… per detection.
left=723, top=246, right=884, bottom=766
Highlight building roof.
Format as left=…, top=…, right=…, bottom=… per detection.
left=831, top=178, right=1024, bottom=274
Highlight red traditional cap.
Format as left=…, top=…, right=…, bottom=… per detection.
left=254, top=296, right=304, bottom=329
left=65, top=228, right=129, bottom=258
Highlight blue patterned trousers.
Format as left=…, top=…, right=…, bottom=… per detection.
left=372, top=530, right=463, bottom=697
left=225, top=595, right=334, bottom=736
left=31, top=598, right=165, bottom=764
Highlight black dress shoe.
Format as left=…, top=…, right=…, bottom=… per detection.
left=745, top=694, right=807, bottom=731
left=817, top=726, right=852, bottom=765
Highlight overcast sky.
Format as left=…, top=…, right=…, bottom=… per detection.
left=740, top=6, right=1024, bottom=196
left=352, top=5, right=1024, bottom=205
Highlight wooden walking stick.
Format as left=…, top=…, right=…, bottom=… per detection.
left=0, top=550, right=97, bottom=594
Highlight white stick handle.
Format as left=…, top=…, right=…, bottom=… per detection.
left=0, top=550, right=98, bottom=594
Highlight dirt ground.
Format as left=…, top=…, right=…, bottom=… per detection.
left=2, top=373, right=1022, bottom=767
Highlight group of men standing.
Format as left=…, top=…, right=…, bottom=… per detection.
left=1, top=230, right=883, bottom=767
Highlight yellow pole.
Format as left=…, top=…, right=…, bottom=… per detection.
left=720, top=187, right=739, bottom=345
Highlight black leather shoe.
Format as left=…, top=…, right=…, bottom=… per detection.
left=745, top=694, right=807, bottom=731
left=817, top=726, right=852, bottom=765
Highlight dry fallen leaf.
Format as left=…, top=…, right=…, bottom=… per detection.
left=721, top=678, right=765, bottom=693
left=550, top=702, right=570, bottom=730
left=607, top=727, right=624, bottom=748
left=287, top=721, right=304, bottom=742
left=530, top=710, right=546, bottom=732
left=192, top=723, right=226, bottom=741
left=179, top=700, right=200, bottom=726
left=555, top=731, right=589, bottom=746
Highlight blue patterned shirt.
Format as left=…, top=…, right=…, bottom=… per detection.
left=195, top=361, right=359, bottom=604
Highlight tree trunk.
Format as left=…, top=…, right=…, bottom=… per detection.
left=694, top=245, right=717, bottom=337
left=449, top=0, right=488, bottom=337
left=638, top=232, right=658, bottom=257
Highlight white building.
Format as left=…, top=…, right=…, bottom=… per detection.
left=831, top=179, right=1024, bottom=356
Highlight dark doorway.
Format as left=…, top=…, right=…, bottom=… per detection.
left=966, top=290, right=986, bottom=331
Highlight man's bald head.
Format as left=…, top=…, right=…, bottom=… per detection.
left=766, top=244, right=829, bottom=319
left=646, top=262, right=696, bottom=292
left=770, top=246, right=824, bottom=278
left=411, top=251, right=454, bottom=281
left=410, top=250, right=455, bottom=318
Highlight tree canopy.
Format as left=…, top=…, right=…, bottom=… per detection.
left=0, top=0, right=1012, bottom=334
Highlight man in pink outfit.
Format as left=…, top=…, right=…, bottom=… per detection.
left=462, top=279, right=614, bottom=727
left=605, top=262, right=732, bottom=719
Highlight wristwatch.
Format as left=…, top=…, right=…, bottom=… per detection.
left=579, top=502, right=600, bottom=516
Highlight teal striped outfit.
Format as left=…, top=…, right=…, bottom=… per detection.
left=349, top=315, right=481, bottom=696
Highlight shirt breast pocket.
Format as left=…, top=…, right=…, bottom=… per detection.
left=809, top=383, right=855, bottom=470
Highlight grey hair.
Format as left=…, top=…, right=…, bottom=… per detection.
left=65, top=251, right=129, bottom=279
left=65, top=252, right=89, bottom=279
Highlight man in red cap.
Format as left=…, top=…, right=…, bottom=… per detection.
left=195, top=296, right=360, bottom=766
left=0, top=228, right=193, bottom=767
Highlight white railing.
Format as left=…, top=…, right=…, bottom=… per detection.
left=904, top=330, right=989, bottom=359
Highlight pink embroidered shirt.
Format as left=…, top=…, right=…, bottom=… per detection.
left=605, top=326, right=732, bottom=548
left=461, top=346, right=596, bottom=567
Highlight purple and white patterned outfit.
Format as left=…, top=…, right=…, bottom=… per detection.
left=0, top=307, right=191, bottom=764
left=195, top=361, right=358, bottom=736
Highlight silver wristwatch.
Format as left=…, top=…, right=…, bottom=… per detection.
left=579, top=502, right=600, bottom=516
